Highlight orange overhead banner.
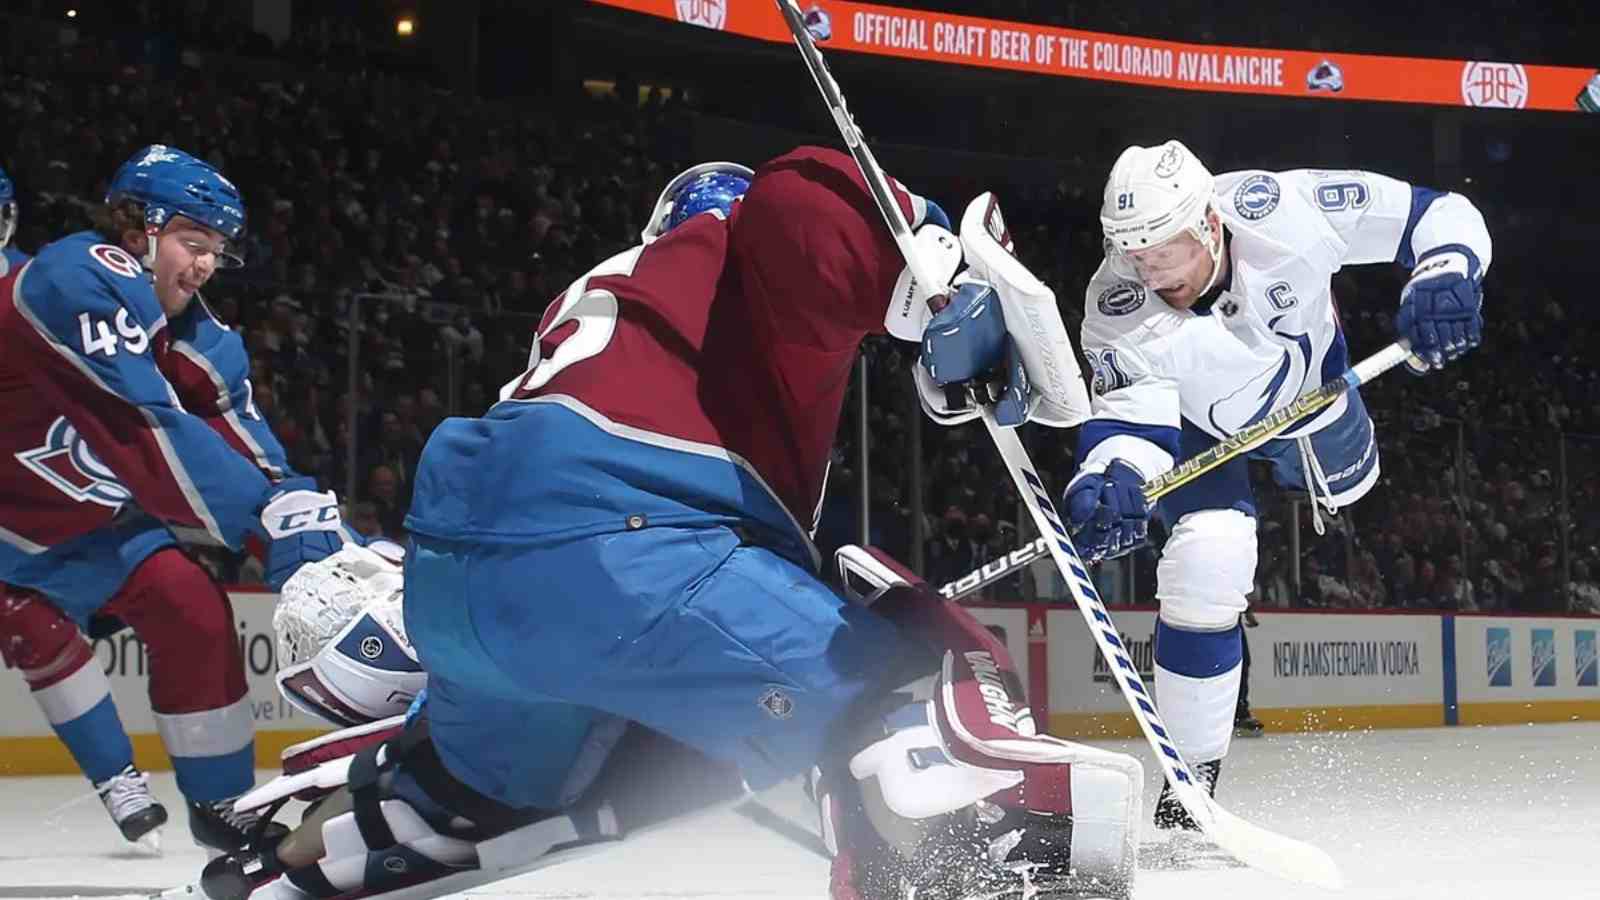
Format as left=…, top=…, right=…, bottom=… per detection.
left=589, top=0, right=1599, bottom=113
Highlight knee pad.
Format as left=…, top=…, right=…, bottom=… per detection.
left=1156, top=509, right=1256, bottom=631
left=0, top=586, right=83, bottom=674
left=1153, top=510, right=1251, bottom=763
left=111, top=550, right=244, bottom=714
left=115, top=549, right=240, bottom=653
left=0, top=587, right=107, bottom=725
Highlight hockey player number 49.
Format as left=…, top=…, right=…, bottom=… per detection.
left=78, top=309, right=150, bottom=357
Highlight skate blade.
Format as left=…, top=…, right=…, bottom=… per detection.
left=134, top=828, right=164, bottom=856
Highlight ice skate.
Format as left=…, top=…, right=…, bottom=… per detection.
left=95, top=764, right=168, bottom=852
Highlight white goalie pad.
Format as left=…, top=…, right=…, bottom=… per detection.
left=958, top=193, right=1092, bottom=428
left=275, top=544, right=424, bottom=726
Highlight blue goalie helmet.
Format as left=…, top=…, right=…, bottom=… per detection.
left=641, top=161, right=753, bottom=243
left=106, top=145, right=246, bottom=264
left=0, top=165, right=16, bottom=249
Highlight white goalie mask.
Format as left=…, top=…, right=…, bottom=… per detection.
left=273, top=542, right=425, bottom=727
left=1099, top=140, right=1224, bottom=297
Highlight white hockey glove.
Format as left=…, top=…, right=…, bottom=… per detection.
left=274, top=543, right=421, bottom=727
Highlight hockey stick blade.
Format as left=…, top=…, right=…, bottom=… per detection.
left=943, top=339, right=1413, bottom=598
left=773, top=0, right=1341, bottom=887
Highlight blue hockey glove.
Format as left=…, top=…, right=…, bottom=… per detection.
left=919, top=280, right=1035, bottom=427
left=266, top=529, right=345, bottom=592
left=1396, top=248, right=1483, bottom=373
left=1063, top=459, right=1149, bottom=561
left=260, top=477, right=346, bottom=591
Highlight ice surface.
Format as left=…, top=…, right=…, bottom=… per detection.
left=0, top=723, right=1594, bottom=899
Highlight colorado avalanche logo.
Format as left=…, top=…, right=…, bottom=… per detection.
left=16, top=417, right=132, bottom=509
left=1233, top=174, right=1281, bottom=221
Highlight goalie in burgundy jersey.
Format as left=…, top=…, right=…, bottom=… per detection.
left=0, top=146, right=348, bottom=853
left=195, top=147, right=1145, bottom=900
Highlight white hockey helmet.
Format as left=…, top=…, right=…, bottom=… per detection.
left=1100, top=140, right=1224, bottom=295
left=273, top=543, right=425, bottom=727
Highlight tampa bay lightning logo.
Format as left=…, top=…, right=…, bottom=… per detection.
left=16, top=417, right=132, bottom=509
left=1233, top=174, right=1282, bottom=220
left=1207, top=322, right=1313, bottom=434
left=1096, top=282, right=1146, bottom=316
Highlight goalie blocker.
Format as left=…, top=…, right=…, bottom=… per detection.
left=195, top=546, right=1141, bottom=900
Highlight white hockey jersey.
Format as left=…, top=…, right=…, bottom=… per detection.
left=1077, top=169, right=1492, bottom=481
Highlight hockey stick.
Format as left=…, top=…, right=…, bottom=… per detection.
left=775, top=0, right=1342, bottom=888
left=939, top=339, right=1412, bottom=600
left=1143, top=339, right=1411, bottom=503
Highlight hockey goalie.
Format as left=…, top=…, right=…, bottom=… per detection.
left=239, top=539, right=1146, bottom=900
left=198, top=149, right=1145, bottom=900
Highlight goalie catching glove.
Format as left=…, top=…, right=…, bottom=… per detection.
left=272, top=542, right=423, bottom=728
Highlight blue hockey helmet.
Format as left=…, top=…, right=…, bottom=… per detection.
left=0, top=165, right=16, bottom=249
left=106, top=145, right=246, bottom=265
left=641, top=161, right=753, bottom=243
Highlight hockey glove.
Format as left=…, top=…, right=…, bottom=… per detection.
left=1396, top=248, right=1482, bottom=373
left=260, top=477, right=346, bottom=591
left=919, top=280, right=1036, bottom=427
left=1063, top=459, right=1150, bottom=561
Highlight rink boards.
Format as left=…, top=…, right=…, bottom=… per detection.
left=962, top=606, right=1600, bottom=738
left=1, top=593, right=1599, bottom=774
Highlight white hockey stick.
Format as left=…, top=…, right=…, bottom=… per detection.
left=774, top=0, right=1342, bottom=888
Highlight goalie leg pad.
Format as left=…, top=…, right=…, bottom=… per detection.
left=827, top=545, right=1142, bottom=892
left=266, top=719, right=548, bottom=898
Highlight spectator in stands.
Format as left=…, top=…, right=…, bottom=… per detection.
left=365, top=464, right=407, bottom=539
left=1349, top=549, right=1389, bottom=610
left=1570, top=562, right=1600, bottom=615
left=349, top=501, right=385, bottom=541
left=925, top=506, right=978, bottom=592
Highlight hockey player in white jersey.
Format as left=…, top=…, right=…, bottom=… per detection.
left=1064, top=140, right=1491, bottom=829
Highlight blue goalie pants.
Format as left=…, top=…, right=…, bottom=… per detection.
left=403, top=525, right=915, bottom=811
